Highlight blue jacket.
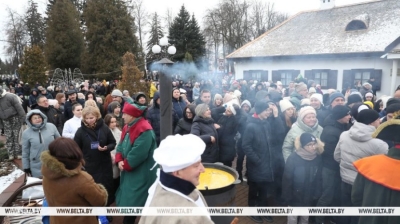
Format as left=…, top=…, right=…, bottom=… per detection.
left=172, top=97, right=187, bottom=119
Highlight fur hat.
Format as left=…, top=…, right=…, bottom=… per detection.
left=298, top=106, right=316, bottom=122
left=279, top=99, right=294, bottom=113
left=241, top=100, right=252, bottom=108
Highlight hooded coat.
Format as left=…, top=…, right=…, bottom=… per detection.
left=74, top=118, right=116, bottom=205
left=41, top=151, right=108, bottom=224
left=0, top=89, right=26, bottom=120
left=28, top=89, right=39, bottom=107
left=282, top=117, right=323, bottom=162
left=22, top=110, right=60, bottom=177
left=190, top=116, right=220, bottom=163
left=282, top=137, right=323, bottom=206
left=334, top=121, right=388, bottom=185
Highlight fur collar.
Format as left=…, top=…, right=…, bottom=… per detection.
left=41, top=151, right=81, bottom=178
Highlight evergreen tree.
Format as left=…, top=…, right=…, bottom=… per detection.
left=168, top=5, right=206, bottom=67
left=146, top=12, right=163, bottom=69
left=44, top=0, right=84, bottom=69
left=118, top=52, right=149, bottom=95
left=82, top=0, right=142, bottom=75
left=25, top=0, right=45, bottom=48
left=19, top=45, right=47, bottom=87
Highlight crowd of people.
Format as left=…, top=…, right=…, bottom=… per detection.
left=1, top=74, right=400, bottom=224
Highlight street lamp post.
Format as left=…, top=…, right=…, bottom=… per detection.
left=152, top=37, right=176, bottom=141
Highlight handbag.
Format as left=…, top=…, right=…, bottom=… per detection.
left=18, top=124, right=27, bottom=146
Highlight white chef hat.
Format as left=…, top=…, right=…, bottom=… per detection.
left=153, top=134, right=205, bottom=172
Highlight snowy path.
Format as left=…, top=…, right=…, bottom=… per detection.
left=0, top=168, right=24, bottom=194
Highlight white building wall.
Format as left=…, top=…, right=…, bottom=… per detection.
left=233, top=56, right=398, bottom=97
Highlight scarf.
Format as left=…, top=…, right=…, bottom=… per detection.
left=84, top=121, right=97, bottom=130
left=295, top=147, right=317, bottom=161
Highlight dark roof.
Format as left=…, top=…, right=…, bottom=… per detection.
left=227, top=0, right=400, bottom=59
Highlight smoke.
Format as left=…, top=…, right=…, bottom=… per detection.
left=148, top=58, right=210, bottom=81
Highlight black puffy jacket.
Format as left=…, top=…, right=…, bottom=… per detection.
left=191, top=115, right=219, bottom=163
left=217, top=114, right=238, bottom=163
left=38, top=105, right=64, bottom=134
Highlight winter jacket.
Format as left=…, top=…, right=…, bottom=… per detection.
left=315, top=106, right=329, bottom=127
left=217, top=113, right=238, bottom=163
left=241, top=114, right=278, bottom=183
left=62, top=116, right=82, bottom=139
left=282, top=117, right=323, bottom=162
left=22, top=110, right=60, bottom=177
left=290, top=92, right=304, bottom=110
left=172, top=96, right=187, bottom=119
left=74, top=119, right=116, bottom=205
left=40, top=91, right=53, bottom=99
left=41, top=151, right=108, bottom=224
left=320, top=115, right=350, bottom=171
left=147, top=92, right=179, bottom=146
left=334, top=121, right=388, bottom=185
left=174, top=105, right=195, bottom=135
left=0, top=90, right=26, bottom=121
left=64, top=99, right=85, bottom=121
left=191, top=115, right=220, bottom=163
left=352, top=147, right=400, bottom=224
left=282, top=152, right=322, bottom=206
left=150, top=83, right=157, bottom=98
left=28, top=89, right=39, bottom=107
left=38, top=105, right=64, bottom=134
left=192, top=87, right=200, bottom=100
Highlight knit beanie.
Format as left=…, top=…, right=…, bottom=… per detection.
left=357, top=109, right=379, bottom=125
left=309, top=87, right=316, bottom=94
left=310, top=93, right=324, bottom=105
left=365, top=92, right=373, bottom=98
left=195, top=104, right=210, bottom=118
left=279, top=99, right=294, bottom=113
left=298, top=106, right=316, bottom=122
left=331, top=105, right=350, bottom=120
left=346, top=94, right=362, bottom=106
left=300, top=133, right=317, bottom=148
left=254, top=100, right=270, bottom=114
left=364, top=101, right=374, bottom=109
left=109, top=101, right=121, bottom=112
left=241, top=100, right=252, bottom=108
left=386, top=98, right=400, bottom=109
left=111, top=89, right=123, bottom=97
left=329, top=92, right=345, bottom=105
left=255, top=90, right=269, bottom=101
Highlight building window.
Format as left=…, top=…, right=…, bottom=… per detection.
left=343, top=69, right=382, bottom=91
left=345, top=20, right=367, bottom=31
left=243, top=70, right=268, bottom=81
left=305, top=69, right=338, bottom=89
left=272, top=70, right=300, bottom=86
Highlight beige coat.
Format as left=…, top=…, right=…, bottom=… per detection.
left=139, top=183, right=214, bottom=224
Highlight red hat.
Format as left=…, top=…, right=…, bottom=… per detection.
left=122, top=103, right=144, bottom=117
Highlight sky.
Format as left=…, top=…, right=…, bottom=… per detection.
left=0, top=0, right=370, bottom=61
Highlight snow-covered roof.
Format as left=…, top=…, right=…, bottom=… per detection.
left=227, top=0, right=400, bottom=59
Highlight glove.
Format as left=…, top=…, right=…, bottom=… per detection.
left=24, top=168, right=32, bottom=176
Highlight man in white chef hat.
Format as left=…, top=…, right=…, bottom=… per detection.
left=139, top=134, right=215, bottom=224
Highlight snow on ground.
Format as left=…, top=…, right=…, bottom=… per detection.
left=0, top=168, right=24, bottom=194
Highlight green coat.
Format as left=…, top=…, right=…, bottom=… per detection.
left=115, top=122, right=157, bottom=207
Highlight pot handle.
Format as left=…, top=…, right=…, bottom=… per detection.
left=214, top=162, right=224, bottom=165
left=233, top=179, right=241, bottom=184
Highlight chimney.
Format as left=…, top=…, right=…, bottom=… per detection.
left=320, top=0, right=335, bottom=10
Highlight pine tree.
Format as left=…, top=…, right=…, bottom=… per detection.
left=146, top=12, right=163, bottom=69
left=82, top=0, right=142, bottom=76
left=168, top=6, right=206, bottom=66
left=25, top=0, right=45, bottom=48
left=19, top=45, right=47, bottom=87
left=118, top=52, right=149, bottom=95
left=44, top=0, right=84, bottom=69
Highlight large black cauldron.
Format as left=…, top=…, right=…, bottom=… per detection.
left=200, top=163, right=241, bottom=224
